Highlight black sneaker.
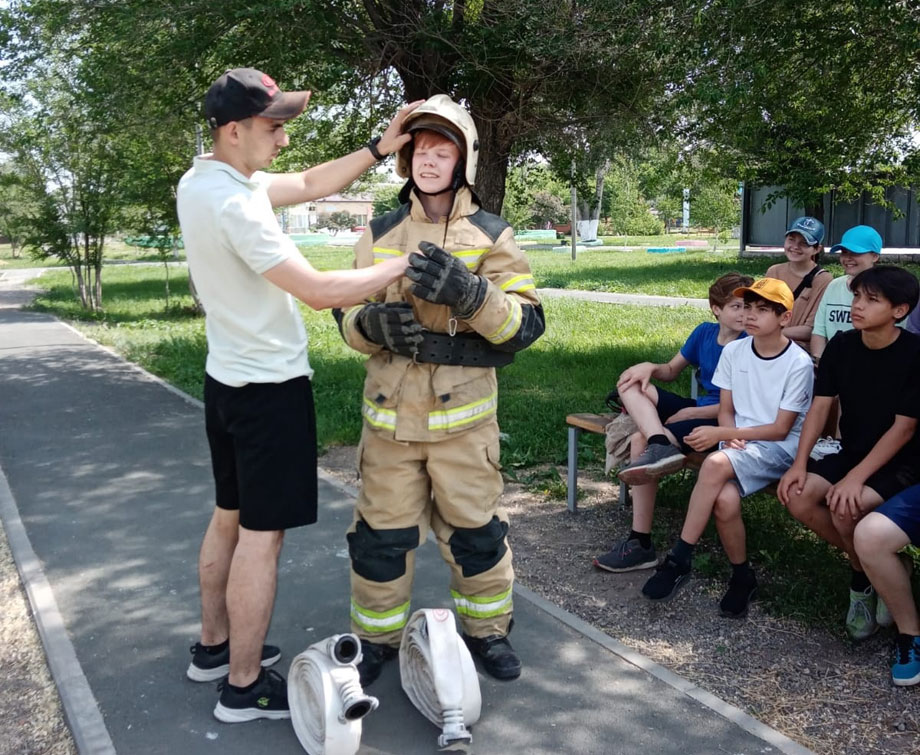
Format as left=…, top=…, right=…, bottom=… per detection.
left=641, top=554, right=691, bottom=601
left=719, top=570, right=758, bottom=618
left=187, top=641, right=282, bottom=682
left=356, top=640, right=398, bottom=687
left=213, top=668, right=290, bottom=723
left=618, top=443, right=685, bottom=486
left=594, top=537, right=658, bottom=572
left=462, top=633, right=522, bottom=680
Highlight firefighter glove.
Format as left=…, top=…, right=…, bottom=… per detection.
left=407, top=241, right=486, bottom=318
left=356, top=302, right=424, bottom=356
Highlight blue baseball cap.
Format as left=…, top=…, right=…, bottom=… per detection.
left=829, top=225, right=883, bottom=255
left=785, top=216, right=824, bottom=246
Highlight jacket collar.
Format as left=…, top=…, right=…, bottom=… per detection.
left=408, top=185, right=477, bottom=223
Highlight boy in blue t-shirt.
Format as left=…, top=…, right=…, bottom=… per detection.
left=594, top=272, right=751, bottom=573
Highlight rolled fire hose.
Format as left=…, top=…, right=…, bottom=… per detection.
left=399, top=608, right=481, bottom=750
left=287, top=633, right=379, bottom=755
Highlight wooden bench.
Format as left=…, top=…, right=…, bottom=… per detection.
left=564, top=412, right=707, bottom=512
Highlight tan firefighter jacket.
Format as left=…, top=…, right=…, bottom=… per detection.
left=336, top=187, right=544, bottom=443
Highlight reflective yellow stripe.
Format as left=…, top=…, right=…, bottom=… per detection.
left=453, top=248, right=489, bottom=270
left=362, top=396, right=396, bottom=430
left=500, top=275, right=536, bottom=293
left=451, top=588, right=513, bottom=619
left=372, top=247, right=405, bottom=265
left=350, top=599, right=411, bottom=633
left=485, top=299, right=522, bottom=344
left=428, top=392, right=497, bottom=431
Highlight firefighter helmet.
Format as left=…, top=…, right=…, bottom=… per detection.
left=396, top=95, right=479, bottom=187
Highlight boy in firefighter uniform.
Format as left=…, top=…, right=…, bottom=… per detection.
left=334, top=95, right=544, bottom=685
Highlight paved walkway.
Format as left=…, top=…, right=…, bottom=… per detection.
left=0, top=269, right=811, bottom=754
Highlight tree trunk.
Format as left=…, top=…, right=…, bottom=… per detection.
left=470, top=113, right=512, bottom=214
left=804, top=202, right=824, bottom=222
left=94, top=260, right=102, bottom=311
left=188, top=271, right=204, bottom=314
left=11, top=241, right=20, bottom=259
left=74, top=264, right=89, bottom=309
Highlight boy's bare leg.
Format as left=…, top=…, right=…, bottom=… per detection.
left=198, top=507, right=240, bottom=645
left=680, top=452, right=736, bottom=545
left=829, top=488, right=883, bottom=567
left=620, top=383, right=675, bottom=441
left=855, top=513, right=919, bottom=634
left=712, top=481, right=745, bottom=563
left=784, top=474, right=845, bottom=550
left=628, top=432, right=659, bottom=532
left=226, top=527, right=285, bottom=686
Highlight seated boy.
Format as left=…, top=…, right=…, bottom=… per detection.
left=778, top=266, right=920, bottom=640
left=810, top=224, right=883, bottom=362
left=854, top=485, right=920, bottom=685
left=641, top=279, right=813, bottom=617
left=593, top=272, right=751, bottom=572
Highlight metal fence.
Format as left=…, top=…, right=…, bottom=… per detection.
left=741, top=184, right=920, bottom=249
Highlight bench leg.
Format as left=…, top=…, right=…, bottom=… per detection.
left=567, top=426, right=580, bottom=513
left=619, top=479, right=630, bottom=508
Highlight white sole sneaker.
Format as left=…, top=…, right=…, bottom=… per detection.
left=213, top=703, right=291, bottom=723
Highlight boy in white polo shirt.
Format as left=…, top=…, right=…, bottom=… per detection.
left=641, top=278, right=813, bottom=618
left=177, top=67, right=418, bottom=723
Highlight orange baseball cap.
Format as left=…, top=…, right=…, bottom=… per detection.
left=733, top=277, right=794, bottom=312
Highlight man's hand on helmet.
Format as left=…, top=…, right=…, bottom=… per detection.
left=407, top=241, right=487, bottom=318
left=356, top=302, right=424, bottom=356
left=376, top=100, right=425, bottom=157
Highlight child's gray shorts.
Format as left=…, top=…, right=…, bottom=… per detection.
left=718, top=440, right=794, bottom=498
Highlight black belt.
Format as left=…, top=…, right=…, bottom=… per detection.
left=414, top=331, right=514, bottom=367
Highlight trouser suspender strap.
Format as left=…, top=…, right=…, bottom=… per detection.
left=415, top=332, right=514, bottom=367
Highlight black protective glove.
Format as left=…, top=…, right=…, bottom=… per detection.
left=356, top=302, right=424, bottom=356
left=406, top=241, right=487, bottom=318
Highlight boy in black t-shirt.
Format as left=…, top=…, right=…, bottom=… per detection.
left=778, top=266, right=920, bottom=641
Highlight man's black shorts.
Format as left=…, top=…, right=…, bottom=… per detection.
left=205, top=373, right=318, bottom=531
left=807, top=450, right=920, bottom=502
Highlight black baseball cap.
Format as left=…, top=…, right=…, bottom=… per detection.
left=204, top=68, right=311, bottom=128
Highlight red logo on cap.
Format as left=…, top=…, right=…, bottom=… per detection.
left=433, top=609, right=450, bottom=622
left=261, top=74, right=279, bottom=96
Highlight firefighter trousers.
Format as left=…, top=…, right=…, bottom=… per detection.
left=347, top=420, right=513, bottom=647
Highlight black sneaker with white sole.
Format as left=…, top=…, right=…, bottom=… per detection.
left=641, top=554, right=691, bottom=601
left=719, top=570, right=758, bottom=618
left=213, top=668, right=290, bottom=723
left=187, top=641, right=281, bottom=682
left=618, top=443, right=686, bottom=486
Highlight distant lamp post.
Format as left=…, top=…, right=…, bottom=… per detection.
left=682, top=188, right=690, bottom=231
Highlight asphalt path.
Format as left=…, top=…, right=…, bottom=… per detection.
left=0, top=269, right=812, bottom=754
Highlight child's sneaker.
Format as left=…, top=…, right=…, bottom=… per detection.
left=618, top=443, right=685, bottom=486
left=213, top=668, right=290, bottom=722
left=641, top=554, right=691, bottom=601
left=719, top=569, right=758, bottom=618
left=891, top=634, right=920, bottom=686
left=187, top=641, right=282, bottom=682
left=845, top=586, right=879, bottom=641
left=593, top=537, right=658, bottom=572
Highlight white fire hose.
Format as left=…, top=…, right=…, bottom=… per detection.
left=399, top=608, right=481, bottom=750
left=287, top=633, right=379, bottom=755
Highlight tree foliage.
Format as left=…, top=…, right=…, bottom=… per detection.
left=685, top=0, right=920, bottom=214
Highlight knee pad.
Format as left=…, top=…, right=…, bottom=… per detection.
left=448, top=516, right=509, bottom=577
left=347, top=522, right=419, bottom=583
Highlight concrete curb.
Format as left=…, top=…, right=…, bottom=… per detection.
left=537, top=287, right=710, bottom=309
left=0, top=467, right=116, bottom=755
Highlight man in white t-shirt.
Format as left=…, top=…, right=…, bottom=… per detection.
left=176, top=67, right=419, bottom=723
left=640, top=278, right=813, bottom=619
